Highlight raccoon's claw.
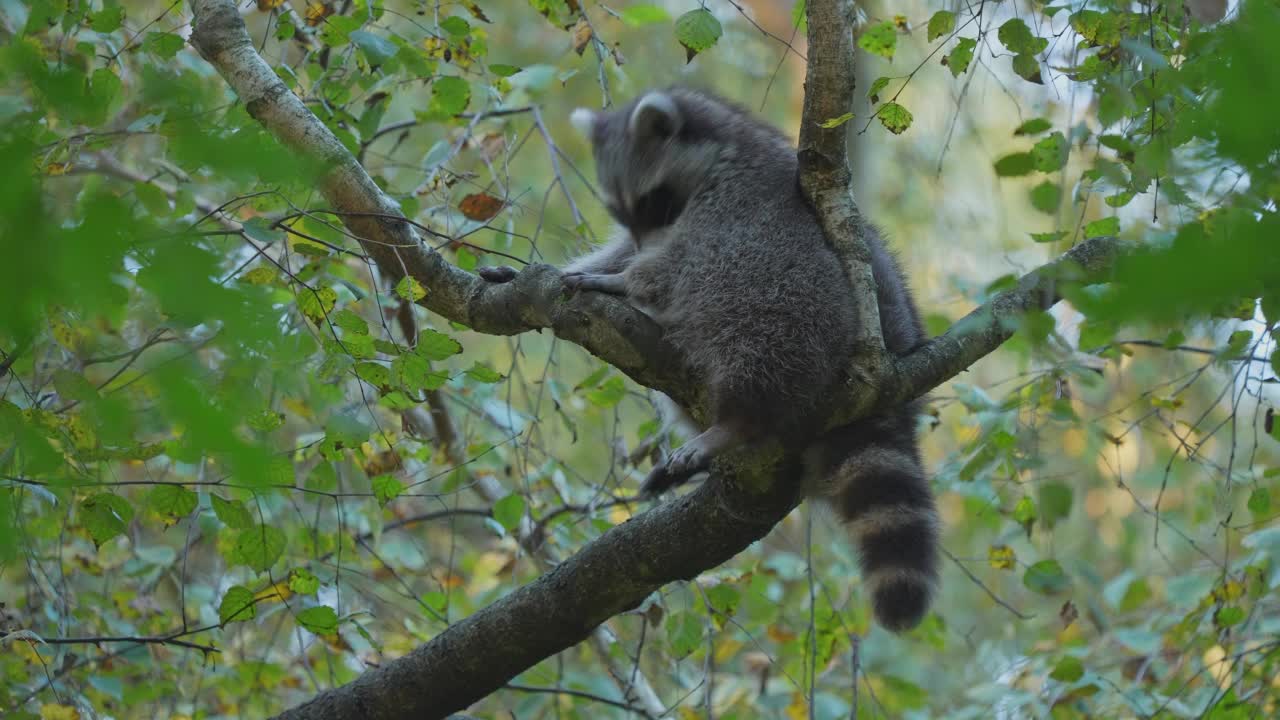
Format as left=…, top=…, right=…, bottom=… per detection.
left=639, top=442, right=711, bottom=497
left=478, top=266, right=518, bottom=283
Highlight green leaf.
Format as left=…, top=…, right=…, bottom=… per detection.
left=1248, top=488, right=1271, bottom=517
left=429, top=76, right=471, bottom=117
left=1013, top=495, right=1037, bottom=535
left=492, top=493, right=525, bottom=531
left=90, top=6, right=124, bottom=33
left=927, top=11, right=956, bottom=42
left=296, top=605, right=339, bottom=635
left=298, top=287, right=338, bottom=324
left=464, top=361, right=504, bottom=383
left=1214, top=606, right=1245, bottom=627
left=332, top=309, right=369, bottom=335
left=371, top=475, right=404, bottom=506
left=1023, top=559, right=1070, bottom=595
left=819, top=112, right=854, bottom=129
left=320, top=15, right=361, bottom=47
left=81, top=493, right=133, bottom=547
left=997, top=19, right=1047, bottom=55
left=439, top=16, right=471, bottom=37
left=219, top=586, right=256, bottom=624
left=1070, top=10, right=1121, bottom=47
left=308, top=462, right=339, bottom=491
left=355, top=362, right=390, bottom=388
left=995, top=153, right=1035, bottom=177
left=1031, top=132, right=1068, bottom=172
left=868, top=76, right=890, bottom=103
left=211, top=494, right=254, bottom=529
left=858, top=21, right=897, bottom=61
left=1013, top=53, right=1043, bottom=84
left=665, top=610, right=702, bottom=659
left=1050, top=656, right=1084, bottom=682
left=395, top=276, right=427, bottom=301
left=1030, top=181, right=1062, bottom=214
left=586, top=375, right=626, bottom=407
left=416, top=329, right=462, bottom=360
left=706, top=584, right=740, bottom=625
left=877, top=102, right=912, bottom=134
left=143, top=32, right=185, bottom=59
left=1039, top=482, right=1073, bottom=527
left=351, top=30, right=398, bottom=66
left=1085, top=217, right=1120, bottom=238
left=288, top=568, right=321, bottom=595
left=230, top=526, right=287, bottom=573
left=674, top=9, right=722, bottom=60
left=489, top=63, right=521, bottom=77
left=621, top=4, right=670, bottom=26
left=1015, top=118, right=1052, bottom=136
left=945, top=37, right=976, bottom=77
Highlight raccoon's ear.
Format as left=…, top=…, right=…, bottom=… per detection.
left=629, top=92, right=682, bottom=140
left=570, top=108, right=597, bottom=137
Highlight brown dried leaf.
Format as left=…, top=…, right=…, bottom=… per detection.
left=571, top=16, right=592, bottom=56
left=304, top=3, right=333, bottom=26
left=458, top=192, right=503, bottom=222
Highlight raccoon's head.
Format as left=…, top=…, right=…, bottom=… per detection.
left=569, top=89, right=722, bottom=235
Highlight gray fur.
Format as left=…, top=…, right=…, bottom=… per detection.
left=563, top=87, right=940, bottom=632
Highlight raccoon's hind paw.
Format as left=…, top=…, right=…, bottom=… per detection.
left=639, top=453, right=702, bottom=497
left=561, top=271, right=628, bottom=295
left=477, top=266, right=518, bottom=283
left=640, top=426, right=733, bottom=496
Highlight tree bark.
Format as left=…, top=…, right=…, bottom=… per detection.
left=183, top=0, right=1127, bottom=717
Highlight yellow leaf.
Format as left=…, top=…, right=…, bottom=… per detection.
left=255, top=581, right=292, bottom=604
left=766, top=624, right=796, bottom=643
left=63, top=414, right=97, bottom=450
left=304, top=3, right=332, bottom=26
left=41, top=704, right=81, bottom=720
left=988, top=544, right=1016, bottom=570
left=240, top=267, right=277, bottom=285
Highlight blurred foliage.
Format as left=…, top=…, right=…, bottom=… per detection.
left=0, top=0, right=1278, bottom=719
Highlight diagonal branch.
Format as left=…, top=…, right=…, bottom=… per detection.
left=185, top=1, right=1131, bottom=718
left=185, top=0, right=697, bottom=410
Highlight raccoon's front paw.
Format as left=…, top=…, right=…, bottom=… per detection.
left=561, top=271, right=627, bottom=295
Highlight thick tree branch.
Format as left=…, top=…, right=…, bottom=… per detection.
left=886, top=235, right=1125, bottom=410
left=797, top=0, right=889, bottom=415
left=184, top=1, right=1131, bottom=718
left=274, top=477, right=800, bottom=720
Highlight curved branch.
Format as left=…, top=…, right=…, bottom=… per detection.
left=274, top=477, right=800, bottom=720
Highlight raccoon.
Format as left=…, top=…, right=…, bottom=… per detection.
left=504, top=87, right=938, bottom=632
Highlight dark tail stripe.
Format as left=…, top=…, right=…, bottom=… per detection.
left=859, top=520, right=938, bottom=576
left=836, top=460, right=935, bottom=525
